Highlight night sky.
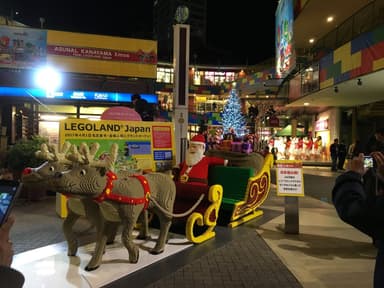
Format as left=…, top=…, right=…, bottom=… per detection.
left=1, top=0, right=278, bottom=65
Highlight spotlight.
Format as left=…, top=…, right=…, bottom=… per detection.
left=334, top=86, right=339, bottom=93
left=357, top=78, right=362, bottom=86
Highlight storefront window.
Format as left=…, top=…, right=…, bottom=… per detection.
left=156, top=67, right=174, bottom=83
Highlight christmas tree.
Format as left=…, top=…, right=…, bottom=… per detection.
left=221, top=85, right=246, bottom=137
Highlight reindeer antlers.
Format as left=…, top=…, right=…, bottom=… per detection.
left=35, top=141, right=72, bottom=165
left=36, top=141, right=119, bottom=170
left=66, top=142, right=118, bottom=171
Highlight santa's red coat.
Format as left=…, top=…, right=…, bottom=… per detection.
left=178, top=156, right=225, bottom=185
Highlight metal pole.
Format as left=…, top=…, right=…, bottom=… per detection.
left=284, top=196, right=299, bottom=234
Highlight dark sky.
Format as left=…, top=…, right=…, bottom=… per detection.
left=1, top=0, right=278, bottom=66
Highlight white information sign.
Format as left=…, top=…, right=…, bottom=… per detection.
left=276, top=160, right=304, bottom=197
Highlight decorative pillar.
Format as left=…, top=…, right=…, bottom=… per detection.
left=173, top=24, right=190, bottom=165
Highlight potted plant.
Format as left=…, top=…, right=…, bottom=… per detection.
left=6, top=136, right=48, bottom=200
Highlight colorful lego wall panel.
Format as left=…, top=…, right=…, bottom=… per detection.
left=319, top=24, right=384, bottom=89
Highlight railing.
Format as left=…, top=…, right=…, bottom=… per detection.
left=310, top=0, right=384, bottom=60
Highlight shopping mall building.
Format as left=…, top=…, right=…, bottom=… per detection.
left=0, top=0, right=383, bottom=164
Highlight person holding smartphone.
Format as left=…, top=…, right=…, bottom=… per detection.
left=332, top=152, right=384, bottom=288
left=0, top=216, right=24, bottom=287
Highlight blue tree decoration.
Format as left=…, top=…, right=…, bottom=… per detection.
left=221, top=84, right=246, bottom=136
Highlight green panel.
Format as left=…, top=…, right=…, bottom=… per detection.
left=373, top=25, right=384, bottom=43
left=327, top=62, right=341, bottom=79
left=221, top=201, right=235, bottom=211
left=209, top=166, right=253, bottom=201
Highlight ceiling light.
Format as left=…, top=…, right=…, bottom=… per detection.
left=304, top=102, right=310, bottom=106
left=309, top=38, right=315, bottom=44
left=326, top=16, right=334, bottom=23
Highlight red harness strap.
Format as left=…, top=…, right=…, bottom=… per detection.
left=94, top=171, right=150, bottom=209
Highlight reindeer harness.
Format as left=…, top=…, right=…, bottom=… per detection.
left=93, top=171, right=151, bottom=209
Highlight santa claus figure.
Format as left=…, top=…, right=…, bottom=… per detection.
left=175, top=134, right=227, bottom=186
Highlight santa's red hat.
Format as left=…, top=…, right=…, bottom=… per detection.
left=190, top=134, right=206, bottom=147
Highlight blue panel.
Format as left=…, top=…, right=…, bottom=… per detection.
left=334, top=72, right=351, bottom=84
left=0, top=87, right=158, bottom=104
left=351, top=33, right=373, bottom=54
left=319, top=53, right=333, bottom=67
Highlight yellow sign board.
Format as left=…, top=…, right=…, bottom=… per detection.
left=56, top=118, right=176, bottom=217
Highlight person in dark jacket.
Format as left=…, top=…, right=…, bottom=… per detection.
left=131, top=93, right=154, bottom=121
left=337, top=139, right=347, bottom=170
left=332, top=151, right=384, bottom=288
left=330, top=138, right=339, bottom=171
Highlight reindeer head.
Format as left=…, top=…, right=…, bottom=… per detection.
left=21, top=141, right=72, bottom=185
left=52, top=142, right=119, bottom=197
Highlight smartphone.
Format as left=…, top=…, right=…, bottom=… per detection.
left=0, top=180, right=22, bottom=226
left=364, top=155, right=374, bottom=169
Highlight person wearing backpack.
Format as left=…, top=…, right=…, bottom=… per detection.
left=332, top=151, right=384, bottom=288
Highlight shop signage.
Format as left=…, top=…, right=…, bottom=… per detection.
left=0, top=87, right=158, bottom=104
left=0, top=26, right=47, bottom=69
left=47, top=45, right=157, bottom=64
left=59, top=118, right=175, bottom=173
left=315, top=119, right=328, bottom=131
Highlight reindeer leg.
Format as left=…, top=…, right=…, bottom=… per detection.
left=136, top=210, right=150, bottom=240
left=62, top=199, right=84, bottom=256
left=151, top=210, right=172, bottom=254
left=63, top=205, right=81, bottom=256
left=85, top=221, right=108, bottom=271
left=106, top=221, right=120, bottom=244
left=120, top=205, right=142, bottom=263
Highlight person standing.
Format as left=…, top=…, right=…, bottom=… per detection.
left=337, top=139, right=347, bottom=170
left=332, top=152, right=384, bottom=288
left=330, top=138, right=339, bottom=171
left=367, top=127, right=384, bottom=153
left=131, top=93, right=154, bottom=121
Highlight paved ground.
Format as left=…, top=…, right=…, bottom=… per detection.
left=9, top=166, right=352, bottom=288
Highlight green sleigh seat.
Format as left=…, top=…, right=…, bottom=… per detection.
left=207, top=153, right=274, bottom=228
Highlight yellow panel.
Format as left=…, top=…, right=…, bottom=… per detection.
left=48, top=55, right=156, bottom=78
left=333, top=42, right=352, bottom=73
left=351, top=51, right=362, bottom=70
left=47, top=30, right=157, bottom=79
left=373, top=58, right=384, bottom=70
left=47, top=30, right=156, bottom=51
left=195, top=96, right=207, bottom=102
left=320, top=78, right=334, bottom=89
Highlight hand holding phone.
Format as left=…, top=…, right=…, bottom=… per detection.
left=364, top=156, right=374, bottom=169
left=0, top=180, right=22, bottom=227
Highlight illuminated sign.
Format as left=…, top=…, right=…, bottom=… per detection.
left=0, top=87, right=158, bottom=103
left=275, top=0, right=296, bottom=78
left=315, top=119, right=328, bottom=131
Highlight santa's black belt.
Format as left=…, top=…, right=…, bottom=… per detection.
left=187, top=178, right=208, bottom=184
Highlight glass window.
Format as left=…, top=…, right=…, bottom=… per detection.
left=156, top=67, right=174, bottom=83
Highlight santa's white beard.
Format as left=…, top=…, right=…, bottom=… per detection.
left=185, top=147, right=205, bottom=166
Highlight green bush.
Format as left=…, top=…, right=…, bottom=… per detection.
left=6, top=136, right=48, bottom=177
